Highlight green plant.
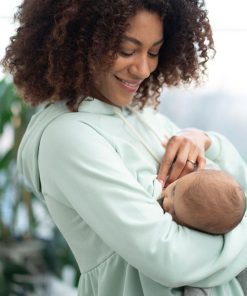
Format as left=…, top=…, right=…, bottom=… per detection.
left=0, top=77, right=34, bottom=240
left=0, top=78, right=79, bottom=295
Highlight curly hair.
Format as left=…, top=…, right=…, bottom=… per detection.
left=1, top=0, right=215, bottom=111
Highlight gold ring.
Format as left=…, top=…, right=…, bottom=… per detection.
left=187, top=159, right=197, bottom=166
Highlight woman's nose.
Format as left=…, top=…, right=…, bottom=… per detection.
left=129, top=55, right=152, bottom=80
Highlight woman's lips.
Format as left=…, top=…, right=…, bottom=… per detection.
left=115, top=76, right=141, bottom=92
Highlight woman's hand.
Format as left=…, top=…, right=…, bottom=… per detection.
left=157, top=128, right=212, bottom=187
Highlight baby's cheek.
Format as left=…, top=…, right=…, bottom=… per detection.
left=163, top=198, right=170, bottom=212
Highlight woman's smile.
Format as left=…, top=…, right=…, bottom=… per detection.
left=114, top=75, right=142, bottom=93
left=91, top=10, right=163, bottom=107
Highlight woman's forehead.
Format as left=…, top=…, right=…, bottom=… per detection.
left=124, top=10, right=163, bottom=45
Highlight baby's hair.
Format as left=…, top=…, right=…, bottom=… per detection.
left=182, top=170, right=246, bottom=234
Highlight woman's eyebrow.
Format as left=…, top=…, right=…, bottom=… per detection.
left=122, top=35, right=164, bottom=46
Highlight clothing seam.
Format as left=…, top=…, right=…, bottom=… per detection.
left=43, top=191, right=118, bottom=276
left=78, top=119, right=119, bottom=152
left=36, top=110, right=69, bottom=193
left=42, top=192, right=73, bottom=208
left=81, top=252, right=116, bottom=275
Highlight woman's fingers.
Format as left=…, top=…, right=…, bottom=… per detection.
left=157, top=136, right=180, bottom=184
left=157, top=135, right=206, bottom=186
left=157, top=136, right=190, bottom=183
left=196, top=153, right=206, bottom=170
left=177, top=153, right=206, bottom=180
left=165, top=141, right=191, bottom=184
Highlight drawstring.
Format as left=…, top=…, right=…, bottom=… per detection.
left=126, top=106, right=169, bottom=144
left=113, top=106, right=162, bottom=164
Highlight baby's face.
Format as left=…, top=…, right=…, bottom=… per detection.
left=162, top=172, right=196, bottom=225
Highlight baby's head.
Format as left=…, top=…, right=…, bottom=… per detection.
left=162, top=169, right=246, bottom=234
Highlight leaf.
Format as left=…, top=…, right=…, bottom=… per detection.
left=0, top=150, right=14, bottom=171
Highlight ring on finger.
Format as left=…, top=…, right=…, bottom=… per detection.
left=187, top=159, right=197, bottom=167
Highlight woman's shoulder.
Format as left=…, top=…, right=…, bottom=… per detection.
left=39, top=105, right=115, bottom=158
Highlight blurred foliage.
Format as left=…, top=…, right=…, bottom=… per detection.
left=0, top=78, right=79, bottom=295
left=0, top=78, right=34, bottom=241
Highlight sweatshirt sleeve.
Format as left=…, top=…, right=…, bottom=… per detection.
left=155, top=112, right=247, bottom=192
left=205, top=131, right=247, bottom=193
left=39, top=118, right=247, bottom=288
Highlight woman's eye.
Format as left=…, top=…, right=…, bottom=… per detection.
left=148, top=52, right=159, bottom=58
left=119, top=51, right=134, bottom=57
left=119, top=50, right=159, bottom=58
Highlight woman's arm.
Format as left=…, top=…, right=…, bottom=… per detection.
left=39, top=117, right=247, bottom=288
left=205, top=131, right=247, bottom=192
left=154, top=110, right=247, bottom=192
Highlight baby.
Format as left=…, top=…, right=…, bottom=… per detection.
left=160, top=169, right=246, bottom=234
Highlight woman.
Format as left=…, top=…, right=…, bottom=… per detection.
left=2, top=0, right=247, bottom=295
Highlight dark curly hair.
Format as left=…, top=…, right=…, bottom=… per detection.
left=1, top=0, right=215, bottom=111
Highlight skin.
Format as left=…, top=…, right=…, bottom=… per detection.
left=162, top=172, right=197, bottom=227
left=91, top=10, right=164, bottom=107
left=158, top=130, right=211, bottom=187
left=90, top=9, right=211, bottom=186
left=162, top=171, right=246, bottom=234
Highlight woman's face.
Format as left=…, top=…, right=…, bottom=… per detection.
left=91, top=10, right=164, bottom=107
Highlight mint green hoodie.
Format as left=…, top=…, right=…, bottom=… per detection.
left=17, top=98, right=247, bottom=296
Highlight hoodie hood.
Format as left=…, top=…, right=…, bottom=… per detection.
left=17, top=97, right=163, bottom=199
left=17, top=98, right=122, bottom=199
left=17, top=102, right=69, bottom=199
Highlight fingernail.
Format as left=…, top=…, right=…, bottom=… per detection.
left=157, top=179, right=165, bottom=188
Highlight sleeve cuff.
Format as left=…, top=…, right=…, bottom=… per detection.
left=205, top=132, right=222, bottom=162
